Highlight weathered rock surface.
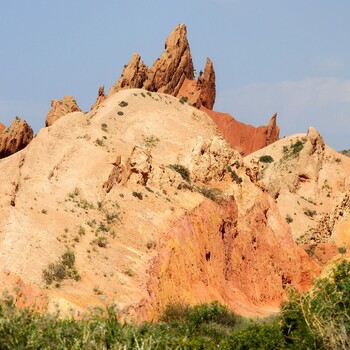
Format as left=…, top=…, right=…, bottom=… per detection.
left=145, top=193, right=319, bottom=320
left=45, top=96, right=81, bottom=126
left=245, top=127, right=350, bottom=251
left=90, top=86, right=106, bottom=110
left=0, top=118, right=34, bottom=158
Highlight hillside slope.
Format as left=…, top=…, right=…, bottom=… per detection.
left=0, top=89, right=318, bottom=320
left=245, top=128, right=350, bottom=262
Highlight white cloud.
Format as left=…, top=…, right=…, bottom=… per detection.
left=216, top=77, right=350, bottom=150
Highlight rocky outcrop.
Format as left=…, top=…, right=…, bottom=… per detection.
left=245, top=127, right=350, bottom=252
left=107, top=24, right=215, bottom=110
left=45, top=96, right=81, bottom=126
left=109, top=54, right=148, bottom=93
left=0, top=118, right=34, bottom=159
left=0, top=122, right=5, bottom=133
left=201, top=107, right=280, bottom=155
left=106, top=24, right=279, bottom=153
left=90, top=86, right=106, bottom=110
left=266, top=113, right=280, bottom=145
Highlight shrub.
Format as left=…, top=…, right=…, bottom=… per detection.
left=118, top=101, right=128, bottom=107
left=117, top=111, right=124, bottom=116
left=101, top=123, right=108, bottom=132
left=195, top=186, right=223, bottom=203
left=304, top=208, right=317, bottom=217
left=285, top=214, right=293, bottom=223
left=132, top=191, right=143, bottom=200
left=143, top=135, right=159, bottom=148
left=259, top=155, right=274, bottom=163
left=179, top=96, right=188, bottom=104
left=281, top=260, right=350, bottom=349
left=168, top=164, right=190, bottom=182
left=93, top=236, right=108, bottom=248
left=226, top=166, right=243, bottom=184
left=42, top=249, right=80, bottom=285
left=95, top=138, right=104, bottom=146
left=291, top=140, right=304, bottom=155
left=338, top=246, right=347, bottom=254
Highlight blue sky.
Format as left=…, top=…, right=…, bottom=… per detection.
left=1, top=0, right=349, bottom=150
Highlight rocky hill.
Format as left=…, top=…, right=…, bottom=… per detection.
left=0, top=24, right=348, bottom=323
left=0, top=89, right=319, bottom=320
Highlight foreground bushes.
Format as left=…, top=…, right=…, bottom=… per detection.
left=0, top=261, right=349, bottom=349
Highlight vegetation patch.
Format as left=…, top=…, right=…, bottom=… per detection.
left=259, top=155, right=274, bottom=163
left=132, top=191, right=143, bottom=200
left=283, top=139, right=305, bottom=160
left=118, top=101, right=128, bottom=107
left=42, top=249, right=80, bottom=286
left=168, top=164, right=190, bottom=182
left=143, top=135, right=159, bottom=148
left=226, top=165, right=243, bottom=184
left=1, top=261, right=350, bottom=349
left=179, top=96, right=188, bottom=104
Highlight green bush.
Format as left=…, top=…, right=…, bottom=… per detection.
left=118, top=101, right=128, bottom=107
left=168, top=164, right=190, bottom=182
left=259, top=155, right=274, bottom=163
left=42, top=249, right=80, bottom=286
left=281, top=260, right=350, bottom=349
left=132, top=191, right=143, bottom=200
left=226, top=166, right=243, bottom=184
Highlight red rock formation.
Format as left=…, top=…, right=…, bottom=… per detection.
left=201, top=106, right=280, bottom=155
left=145, top=196, right=319, bottom=319
left=0, top=122, right=5, bottom=133
left=90, top=85, right=106, bottom=110
left=108, top=24, right=213, bottom=109
left=108, top=54, right=148, bottom=95
left=0, top=118, right=34, bottom=158
left=45, top=96, right=81, bottom=126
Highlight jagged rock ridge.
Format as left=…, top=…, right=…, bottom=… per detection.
left=106, top=23, right=278, bottom=154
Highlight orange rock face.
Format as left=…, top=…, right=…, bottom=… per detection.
left=0, top=118, right=34, bottom=158
left=144, top=195, right=319, bottom=320
left=0, top=122, right=5, bottom=133
left=201, top=107, right=280, bottom=155
left=45, top=96, right=81, bottom=126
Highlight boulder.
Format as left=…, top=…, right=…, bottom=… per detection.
left=45, top=96, right=81, bottom=126
left=0, top=118, right=34, bottom=158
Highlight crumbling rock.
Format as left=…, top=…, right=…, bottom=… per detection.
left=0, top=118, right=34, bottom=159
left=45, top=96, right=81, bottom=127
left=184, top=136, right=241, bottom=183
